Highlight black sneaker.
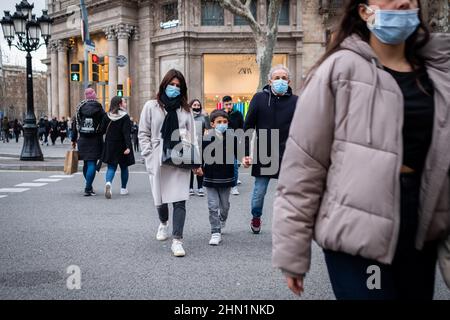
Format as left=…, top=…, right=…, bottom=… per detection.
left=250, top=217, right=261, bottom=234
left=84, top=188, right=96, bottom=196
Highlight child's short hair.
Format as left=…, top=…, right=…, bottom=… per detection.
left=222, top=95, right=232, bottom=103
left=210, top=110, right=229, bottom=123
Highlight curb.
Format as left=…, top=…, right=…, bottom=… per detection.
left=0, top=153, right=66, bottom=160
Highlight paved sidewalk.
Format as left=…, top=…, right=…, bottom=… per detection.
left=0, top=137, right=144, bottom=171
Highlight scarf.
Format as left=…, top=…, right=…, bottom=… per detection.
left=160, top=91, right=182, bottom=153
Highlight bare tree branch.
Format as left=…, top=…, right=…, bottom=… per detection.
left=217, top=0, right=260, bottom=34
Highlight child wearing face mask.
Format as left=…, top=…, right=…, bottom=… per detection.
left=201, top=110, right=238, bottom=246
left=189, top=99, right=210, bottom=196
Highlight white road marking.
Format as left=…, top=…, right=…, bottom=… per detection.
left=0, top=188, right=30, bottom=193
left=33, top=178, right=62, bottom=182
left=0, top=195, right=7, bottom=199
left=49, top=175, right=74, bottom=178
left=15, top=183, right=48, bottom=187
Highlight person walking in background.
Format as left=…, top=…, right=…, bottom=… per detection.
left=272, top=0, right=450, bottom=300
left=67, top=117, right=73, bottom=141
left=189, top=99, right=209, bottom=197
left=43, top=116, right=50, bottom=146
left=101, top=96, right=135, bottom=199
left=2, top=116, right=10, bottom=143
left=202, top=110, right=238, bottom=246
left=242, top=65, right=298, bottom=234
left=49, top=116, right=59, bottom=146
left=138, top=69, right=201, bottom=257
left=130, top=117, right=140, bottom=153
left=71, top=88, right=105, bottom=196
left=222, top=95, right=243, bottom=195
left=59, top=116, right=68, bottom=144
left=13, top=119, right=22, bottom=143
left=38, top=117, right=45, bottom=143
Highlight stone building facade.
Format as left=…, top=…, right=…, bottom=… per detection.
left=45, top=0, right=450, bottom=119
left=0, top=65, right=48, bottom=121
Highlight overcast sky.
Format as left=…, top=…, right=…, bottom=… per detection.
left=0, top=0, right=47, bottom=71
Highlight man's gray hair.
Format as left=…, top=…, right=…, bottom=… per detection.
left=267, top=64, right=290, bottom=81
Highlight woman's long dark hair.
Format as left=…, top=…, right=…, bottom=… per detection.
left=109, top=96, right=123, bottom=114
left=157, top=69, right=190, bottom=112
left=307, top=0, right=430, bottom=81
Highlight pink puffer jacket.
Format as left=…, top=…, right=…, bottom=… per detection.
left=272, top=33, right=450, bottom=288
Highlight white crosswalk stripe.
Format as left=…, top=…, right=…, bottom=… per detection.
left=15, top=183, right=48, bottom=187
left=0, top=195, right=7, bottom=199
left=49, top=175, right=74, bottom=178
left=0, top=188, right=30, bottom=193
left=33, top=178, right=62, bottom=182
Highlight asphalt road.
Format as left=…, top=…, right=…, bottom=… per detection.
left=0, top=169, right=449, bottom=300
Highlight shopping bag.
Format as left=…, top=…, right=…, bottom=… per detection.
left=64, top=149, right=79, bottom=175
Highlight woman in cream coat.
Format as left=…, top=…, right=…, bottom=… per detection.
left=138, top=69, right=201, bottom=257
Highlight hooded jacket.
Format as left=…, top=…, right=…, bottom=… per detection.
left=244, top=84, right=298, bottom=178
left=272, top=33, right=450, bottom=288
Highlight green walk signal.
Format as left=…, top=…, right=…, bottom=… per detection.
left=117, top=84, right=124, bottom=97
left=71, top=73, right=80, bottom=82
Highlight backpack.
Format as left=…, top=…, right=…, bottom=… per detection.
left=76, top=100, right=101, bottom=136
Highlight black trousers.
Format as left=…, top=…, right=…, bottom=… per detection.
left=324, top=172, right=438, bottom=300
left=189, top=171, right=204, bottom=189
left=157, top=201, right=186, bottom=239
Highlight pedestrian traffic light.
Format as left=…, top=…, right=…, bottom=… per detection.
left=117, top=84, right=124, bottom=97
left=88, top=53, right=99, bottom=82
left=70, top=63, right=82, bottom=82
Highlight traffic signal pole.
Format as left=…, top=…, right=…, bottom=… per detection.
left=80, top=0, right=90, bottom=90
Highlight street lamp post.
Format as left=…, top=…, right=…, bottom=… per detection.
left=1, top=1, right=53, bottom=161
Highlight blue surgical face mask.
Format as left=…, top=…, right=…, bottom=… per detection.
left=272, top=79, right=289, bottom=95
left=365, top=6, right=420, bottom=45
left=215, top=123, right=228, bottom=134
left=165, top=85, right=181, bottom=98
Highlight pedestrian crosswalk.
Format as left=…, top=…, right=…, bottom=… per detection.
left=0, top=188, right=30, bottom=193
left=0, top=173, right=74, bottom=200
left=15, top=183, right=48, bottom=187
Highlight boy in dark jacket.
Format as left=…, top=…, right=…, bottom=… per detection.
left=202, top=110, right=238, bottom=246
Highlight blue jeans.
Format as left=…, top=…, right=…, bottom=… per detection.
left=105, top=163, right=129, bottom=188
left=251, top=176, right=271, bottom=218
left=83, top=160, right=97, bottom=191
left=233, top=158, right=239, bottom=187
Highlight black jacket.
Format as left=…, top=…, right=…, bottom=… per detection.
left=226, top=110, right=244, bottom=131
left=71, top=100, right=105, bottom=161
left=202, top=130, right=238, bottom=188
left=100, top=112, right=135, bottom=166
left=244, top=84, right=298, bottom=178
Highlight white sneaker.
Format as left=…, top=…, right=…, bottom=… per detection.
left=231, top=187, right=240, bottom=195
left=189, top=188, right=195, bottom=196
left=120, top=188, right=129, bottom=195
left=197, top=188, right=205, bottom=197
left=156, top=222, right=169, bottom=241
left=171, top=239, right=185, bottom=257
left=105, top=182, right=112, bottom=199
left=209, top=233, right=222, bottom=246
left=237, top=180, right=242, bottom=185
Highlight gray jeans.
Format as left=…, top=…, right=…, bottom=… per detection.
left=205, top=187, right=231, bottom=234
left=157, top=201, right=186, bottom=239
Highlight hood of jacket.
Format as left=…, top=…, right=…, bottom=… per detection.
left=262, top=84, right=294, bottom=109
left=339, top=33, right=450, bottom=144
left=107, top=110, right=128, bottom=121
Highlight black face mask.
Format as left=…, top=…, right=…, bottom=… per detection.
left=193, top=108, right=201, bottom=113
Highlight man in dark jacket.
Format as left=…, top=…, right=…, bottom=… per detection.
left=222, top=95, right=244, bottom=196
left=49, top=116, right=59, bottom=145
left=71, top=88, right=105, bottom=196
left=242, top=65, right=298, bottom=234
